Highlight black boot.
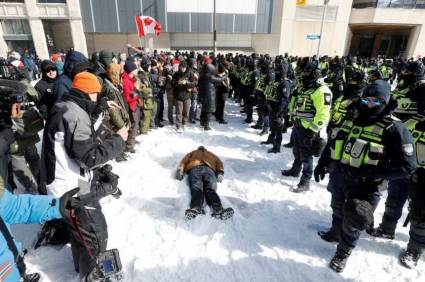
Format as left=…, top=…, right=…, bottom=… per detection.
left=260, top=127, right=269, bottom=136
left=318, top=228, right=340, bottom=243
left=368, top=225, right=395, bottom=240
left=115, top=152, right=128, bottom=162
left=291, top=178, right=310, bottom=193
left=329, top=246, right=351, bottom=273
left=268, top=147, right=281, bottom=154
left=283, top=142, right=293, bottom=148
left=251, top=124, right=262, bottom=129
left=261, top=138, right=273, bottom=145
left=185, top=207, right=206, bottom=221
left=281, top=168, right=301, bottom=177
left=211, top=206, right=234, bottom=220
left=399, top=248, right=422, bottom=269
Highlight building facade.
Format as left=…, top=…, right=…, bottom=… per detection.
left=0, top=0, right=87, bottom=59
left=1, top=0, right=424, bottom=59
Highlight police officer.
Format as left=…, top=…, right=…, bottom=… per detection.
left=261, top=63, right=291, bottom=153
left=243, top=58, right=257, bottom=124
left=314, top=79, right=417, bottom=272
left=282, top=62, right=332, bottom=192
left=252, top=59, right=269, bottom=132
left=399, top=114, right=425, bottom=268
left=317, top=70, right=366, bottom=242
left=370, top=60, right=425, bottom=239
left=325, top=57, right=344, bottom=104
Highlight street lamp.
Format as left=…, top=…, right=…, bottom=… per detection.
left=317, top=0, right=330, bottom=57
left=213, top=0, right=217, bottom=54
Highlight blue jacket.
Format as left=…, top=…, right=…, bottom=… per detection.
left=0, top=191, right=62, bottom=282
left=52, top=50, right=88, bottom=104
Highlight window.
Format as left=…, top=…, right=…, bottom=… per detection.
left=37, top=0, right=66, bottom=3
left=353, top=0, right=425, bottom=8
left=1, top=19, right=31, bottom=35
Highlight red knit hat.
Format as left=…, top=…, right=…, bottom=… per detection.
left=72, top=71, right=101, bottom=94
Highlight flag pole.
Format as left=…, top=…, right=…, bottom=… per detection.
left=317, top=0, right=329, bottom=58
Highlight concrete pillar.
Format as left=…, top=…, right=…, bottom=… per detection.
left=0, top=23, right=9, bottom=58
left=408, top=25, right=425, bottom=58
left=24, top=0, right=49, bottom=59
left=66, top=0, right=88, bottom=57
left=371, top=33, right=382, bottom=58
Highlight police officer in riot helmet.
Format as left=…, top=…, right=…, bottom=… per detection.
left=283, top=62, right=331, bottom=192
left=314, top=79, right=417, bottom=272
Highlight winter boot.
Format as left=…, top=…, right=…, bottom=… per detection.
left=211, top=207, right=234, bottom=220
left=329, top=245, right=351, bottom=273
left=268, top=147, right=281, bottom=154
left=260, top=127, right=269, bottom=136
left=399, top=248, right=422, bottom=269
left=24, top=273, right=41, bottom=282
left=291, top=178, right=310, bottom=193
left=281, top=167, right=301, bottom=177
left=318, top=228, right=340, bottom=243
left=283, top=141, right=293, bottom=148
left=251, top=124, right=262, bottom=129
left=368, top=225, right=395, bottom=240
left=218, top=120, right=228, bottom=124
left=185, top=207, right=206, bottom=221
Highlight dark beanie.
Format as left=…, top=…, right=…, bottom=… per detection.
left=124, top=60, right=137, bottom=73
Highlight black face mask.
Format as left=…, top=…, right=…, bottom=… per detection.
left=401, top=73, right=415, bottom=85
left=302, top=73, right=315, bottom=88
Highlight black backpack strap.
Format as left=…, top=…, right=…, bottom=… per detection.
left=0, top=215, right=26, bottom=278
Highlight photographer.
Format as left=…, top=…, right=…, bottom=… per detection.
left=0, top=79, right=26, bottom=191
left=40, top=71, right=127, bottom=281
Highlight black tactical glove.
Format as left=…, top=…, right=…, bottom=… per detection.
left=175, top=169, right=184, bottom=181
left=314, top=163, right=328, bottom=183
left=98, top=164, right=119, bottom=190
left=59, top=188, right=81, bottom=217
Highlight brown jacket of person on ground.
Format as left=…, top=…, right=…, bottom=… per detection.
left=177, top=146, right=224, bottom=174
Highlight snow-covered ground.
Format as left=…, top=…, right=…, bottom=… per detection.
left=13, top=101, right=423, bottom=282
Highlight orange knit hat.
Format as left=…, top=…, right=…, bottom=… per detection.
left=72, top=71, right=101, bottom=94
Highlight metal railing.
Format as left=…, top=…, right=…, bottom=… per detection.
left=353, top=0, right=425, bottom=9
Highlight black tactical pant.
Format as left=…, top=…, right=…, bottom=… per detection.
left=379, top=177, right=410, bottom=234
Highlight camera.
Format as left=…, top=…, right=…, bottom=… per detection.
left=0, top=79, right=27, bottom=129
left=98, top=249, right=123, bottom=280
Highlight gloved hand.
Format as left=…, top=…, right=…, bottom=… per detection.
left=314, top=163, right=328, bottom=183
left=175, top=169, right=184, bottom=181
left=303, top=129, right=317, bottom=148
left=98, top=164, right=119, bottom=190
left=217, top=173, right=224, bottom=183
left=59, top=188, right=81, bottom=217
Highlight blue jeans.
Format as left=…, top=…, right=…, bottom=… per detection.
left=189, top=93, right=198, bottom=122
left=188, top=166, right=221, bottom=209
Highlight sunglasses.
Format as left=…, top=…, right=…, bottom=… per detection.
left=360, top=97, right=384, bottom=107
left=46, top=67, right=57, bottom=72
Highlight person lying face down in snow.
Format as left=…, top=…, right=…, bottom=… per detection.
left=175, top=146, right=234, bottom=221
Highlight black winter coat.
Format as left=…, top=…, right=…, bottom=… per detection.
left=172, top=70, right=196, bottom=101
left=199, top=64, right=226, bottom=113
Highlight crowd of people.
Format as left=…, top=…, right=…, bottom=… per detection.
left=0, top=45, right=424, bottom=281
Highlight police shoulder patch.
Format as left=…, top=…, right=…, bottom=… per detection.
left=324, top=93, right=332, bottom=106
left=403, top=144, right=414, bottom=156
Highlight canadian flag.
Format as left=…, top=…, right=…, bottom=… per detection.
left=135, top=15, right=162, bottom=37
